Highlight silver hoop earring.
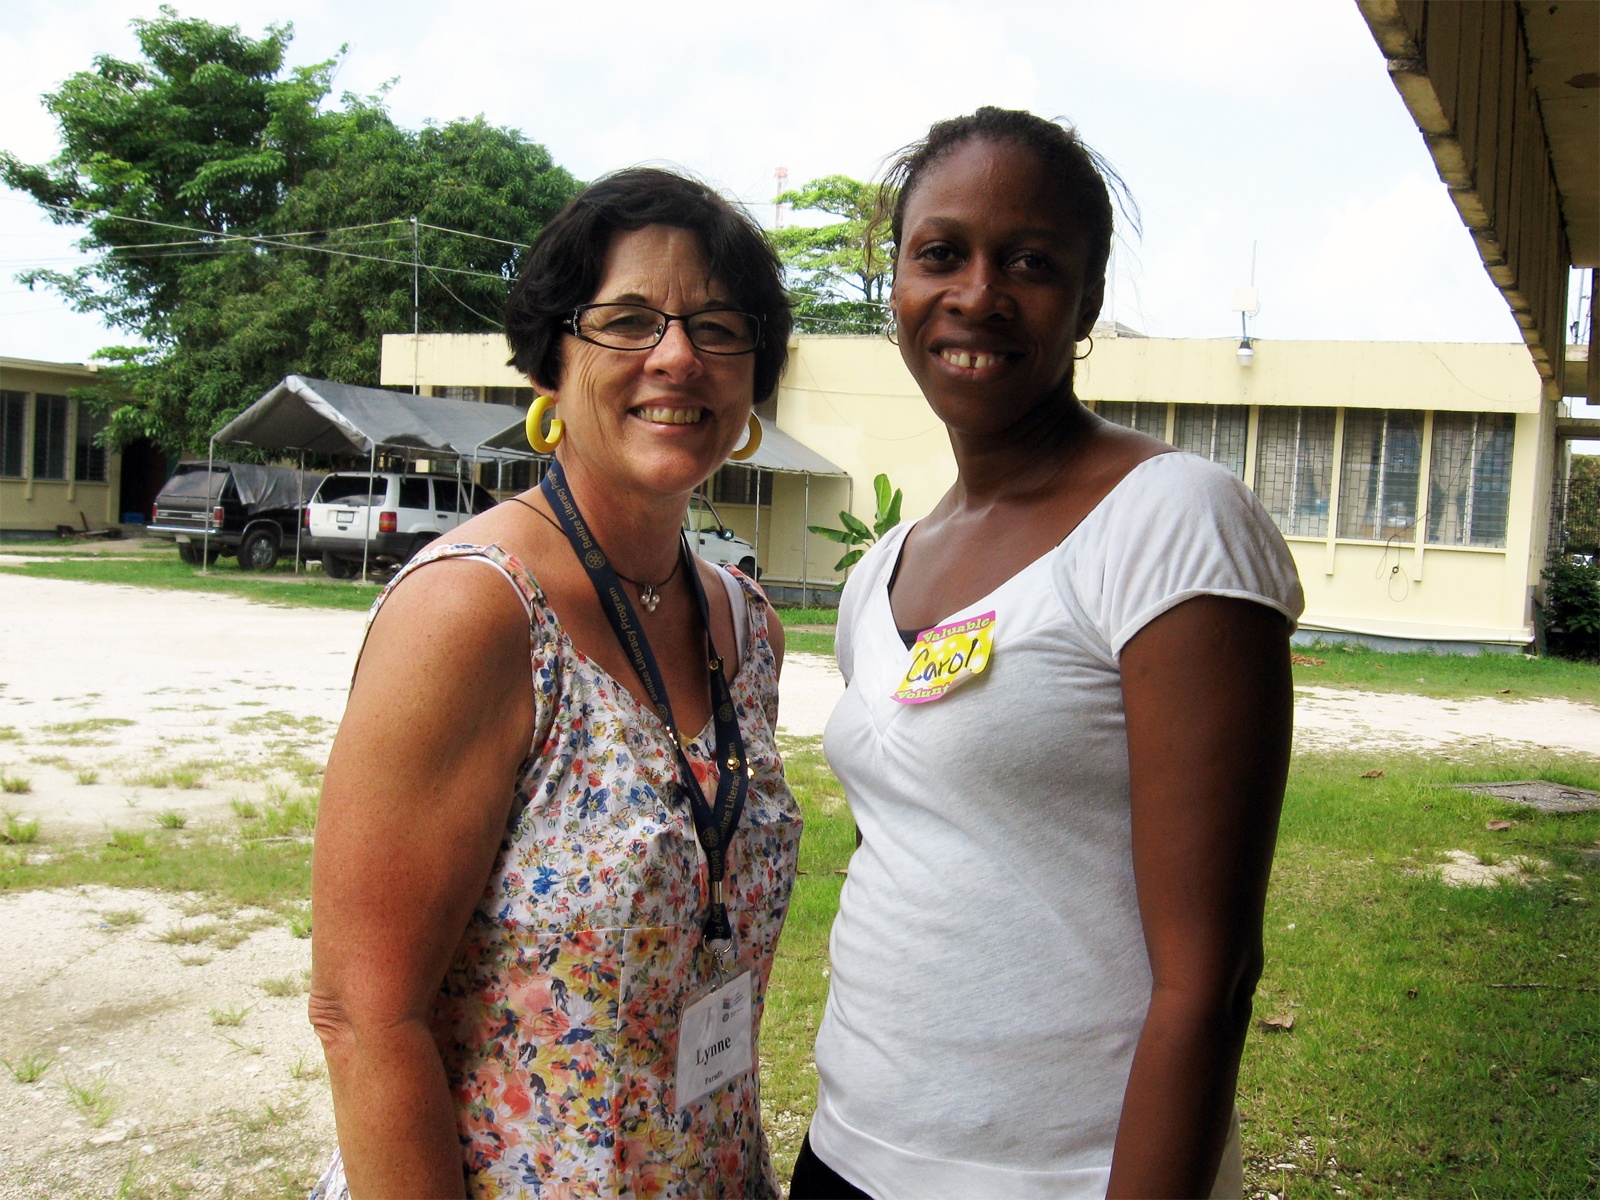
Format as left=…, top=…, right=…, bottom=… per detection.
left=1072, top=334, right=1094, bottom=361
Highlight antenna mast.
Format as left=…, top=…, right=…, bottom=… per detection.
left=774, top=167, right=789, bottom=228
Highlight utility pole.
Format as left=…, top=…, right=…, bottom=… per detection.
left=774, top=167, right=788, bottom=229
left=411, top=216, right=420, bottom=395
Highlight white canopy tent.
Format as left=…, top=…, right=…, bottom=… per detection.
left=207, top=375, right=535, bottom=578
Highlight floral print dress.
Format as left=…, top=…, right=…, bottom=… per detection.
left=311, top=542, right=802, bottom=1199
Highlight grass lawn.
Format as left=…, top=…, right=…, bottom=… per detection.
left=0, top=551, right=381, bottom=611
left=1294, top=639, right=1600, bottom=706
left=6, top=739, right=1594, bottom=1196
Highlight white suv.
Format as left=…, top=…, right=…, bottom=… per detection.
left=303, top=472, right=496, bottom=578
left=685, top=495, right=758, bottom=577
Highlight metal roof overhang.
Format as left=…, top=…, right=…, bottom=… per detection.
left=212, top=376, right=535, bottom=462
left=477, top=415, right=848, bottom=477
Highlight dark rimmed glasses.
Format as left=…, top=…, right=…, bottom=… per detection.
left=566, top=303, right=762, bottom=355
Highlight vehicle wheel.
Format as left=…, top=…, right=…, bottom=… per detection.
left=406, top=533, right=438, bottom=563
left=321, top=552, right=359, bottom=580
left=178, top=542, right=221, bottom=566
left=237, top=529, right=280, bottom=572
left=737, top=556, right=758, bottom=578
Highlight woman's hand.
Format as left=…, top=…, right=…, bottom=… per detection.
left=309, top=563, right=535, bottom=1199
left=1109, top=595, right=1293, bottom=1199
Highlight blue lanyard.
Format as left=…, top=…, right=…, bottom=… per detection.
left=540, top=460, right=748, bottom=954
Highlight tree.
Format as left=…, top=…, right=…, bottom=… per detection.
left=2, top=7, right=580, bottom=454
left=769, top=175, right=893, bottom=335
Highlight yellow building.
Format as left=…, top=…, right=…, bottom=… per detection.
left=382, top=330, right=1566, bottom=651
left=0, top=356, right=129, bottom=537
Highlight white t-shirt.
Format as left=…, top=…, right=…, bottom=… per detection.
left=810, top=453, right=1305, bottom=1199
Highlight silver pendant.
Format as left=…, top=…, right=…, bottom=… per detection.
left=640, top=585, right=661, bottom=613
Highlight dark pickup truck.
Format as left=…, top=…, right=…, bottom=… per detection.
left=148, top=462, right=326, bottom=570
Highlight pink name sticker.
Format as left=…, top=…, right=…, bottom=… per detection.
left=892, top=611, right=996, bottom=705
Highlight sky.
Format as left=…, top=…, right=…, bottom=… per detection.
left=0, top=0, right=1536, bottom=367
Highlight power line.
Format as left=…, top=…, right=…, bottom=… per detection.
left=424, top=264, right=503, bottom=329
left=32, top=202, right=511, bottom=281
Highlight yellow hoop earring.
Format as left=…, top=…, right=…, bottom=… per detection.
left=525, top=395, right=563, bottom=454
left=727, top=413, right=763, bottom=462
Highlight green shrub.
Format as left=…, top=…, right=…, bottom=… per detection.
left=1542, top=557, right=1600, bottom=659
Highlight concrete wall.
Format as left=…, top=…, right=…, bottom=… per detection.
left=0, top=358, right=121, bottom=535
left=367, top=332, right=1554, bottom=642
left=778, top=336, right=1549, bottom=643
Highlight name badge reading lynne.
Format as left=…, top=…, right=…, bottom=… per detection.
left=675, top=970, right=753, bottom=1110
left=892, top=610, right=997, bottom=705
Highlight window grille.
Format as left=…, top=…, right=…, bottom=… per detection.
left=0, top=391, right=24, bottom=478
left=1253, top=407, right=1335, bottom=537
left=32, top=394, right=69, bottom=480
left=1173, top=404, right=1248, bottom=478
left=1337, top=409, right=1423, bottom=540
left=74, top=404, right=108, bottom=482
left=1426, top=412, right=1514, bottom=547
left=487, top=386, right=536, bottom=405
left=1096, top=401, right=1167, bottom=438
left=498, top=459, right=534, bottom=492
left=710, top=465, right=773, bottom=506
left=437, top=386, right=482, bottom=402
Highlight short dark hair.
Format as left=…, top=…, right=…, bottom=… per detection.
left=505, top=167, right=792, bottom=403
left=879, top=107, right=1139, bottom=280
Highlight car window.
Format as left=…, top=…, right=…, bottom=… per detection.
left=471, top=484, right=497, bottom=514
left=432, top=478, right=461, bottom=511
left=318, top=474, right=381, bottom=504
left=398, top=478, right=429, bottom=509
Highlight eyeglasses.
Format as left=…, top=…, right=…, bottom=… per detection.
left=567, top=303, right=762, bottom=355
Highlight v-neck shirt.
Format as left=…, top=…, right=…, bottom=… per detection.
left=809, top=453, right=1304, bottom=1199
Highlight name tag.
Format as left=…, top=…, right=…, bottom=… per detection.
left=892, top=610, right=996, bottom=705
left=675, top=970, right=753, bottom=1110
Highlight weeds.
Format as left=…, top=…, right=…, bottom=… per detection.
left=157, top=921, right=220, bottom=946
left=286, top=911, right=312, bottom=939
left=42, top=717, right=135, bottom=736
left=177, top=953, right=212, bottom=967
left=0, top=773, right=32, bottom=795
left=153, top=809, right=188, bottom=830
left=104, top=829, right=152, bottom=858
left=98, top=909, right=145, bottom=930
left=0, top=726, right=19, bottom=742
left=63, top=1075, right=116, bottom=1126
left=1, top=1052, right=53, bottom=1083
left=2, top=808, right=40, bottom=844
left=219, top=1035, right=263, bottom=1056
left=209, top=1003, right=252, bottom=1027
left=288, top=1056, right=325, bottom=1082
left=259, top=971, right=310, bottom=998
left=74, top=768, right=100, bottom=785
left=229, top=710, right=329, bottom=737
left=230, top=797, right=260, bottom=820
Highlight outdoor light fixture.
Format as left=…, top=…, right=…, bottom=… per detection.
left=1231, top=283, right=1260, bottom=369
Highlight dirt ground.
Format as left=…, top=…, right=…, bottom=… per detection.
left=1, top=573, right=1597, bottom=1197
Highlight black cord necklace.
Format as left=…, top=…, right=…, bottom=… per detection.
left=507, top=494, right=682, bottom=613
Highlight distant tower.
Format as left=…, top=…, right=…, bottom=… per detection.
left=774, top=166, right=789, bottom=228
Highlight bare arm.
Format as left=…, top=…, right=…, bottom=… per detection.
left=309, top=564, right=534, bottom=1199
left=1107, top=596, right=1292, bottom=1198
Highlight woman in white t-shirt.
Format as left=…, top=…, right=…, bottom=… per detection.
left=791, top=108, right=1304, bottom=1200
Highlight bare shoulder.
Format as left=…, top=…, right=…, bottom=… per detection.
left=361, top=555, right=531, bottom=689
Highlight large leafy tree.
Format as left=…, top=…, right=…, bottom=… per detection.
left=769, top=175, right=893, bottom=335
left=2, top=7, right=579, bottom=453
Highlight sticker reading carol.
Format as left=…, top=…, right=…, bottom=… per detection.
left=892, top=611, right=996, bottom=705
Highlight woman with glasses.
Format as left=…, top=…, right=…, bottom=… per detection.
left=789, top=109, right=1303, bottom=1200
left=309, top=168, right=799, bottom=1198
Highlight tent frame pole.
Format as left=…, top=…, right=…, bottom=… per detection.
left=360, top=441, right=376, bottom=583
left=802, top=473, right=810, bottom=607
left=752, top=467, right=762, bottom=578
left=294, top=448, right=305, bottom=575
left=201, top=435, right=216, bottom=575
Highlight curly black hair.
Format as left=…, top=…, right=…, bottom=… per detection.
left=504, top=167, right=792, bottom=403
